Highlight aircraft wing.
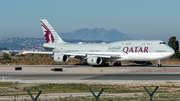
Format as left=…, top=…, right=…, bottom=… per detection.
left=25, top=44, right=55, bottom=50
left=23, top=51, right=120, bottom=58
left=61, top=52, right=121, bottom=58
left=86, top=53, right=121, bottom=58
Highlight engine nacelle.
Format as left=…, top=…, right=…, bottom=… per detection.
left=54, top=54, right=68, bottom=63
left=87, top=56, right=102, bottom=65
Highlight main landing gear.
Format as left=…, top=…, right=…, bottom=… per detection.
left=101, top=62, right=109, bottom=66
left=93, top=62, right=109, bottom=67
left=157, top=60, right=162, bottom=67
left=113, top=61, right=121, bottom=66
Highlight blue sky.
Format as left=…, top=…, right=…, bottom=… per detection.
left=0, top=0, right=180, bottom=42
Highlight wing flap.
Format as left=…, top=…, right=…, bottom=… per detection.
left=60, top=52, right=121, bottom=58
left=88, top=54, right=121, bottom=58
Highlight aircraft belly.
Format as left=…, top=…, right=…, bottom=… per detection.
left=126, top=53, right=148, bottom=61
left=102, top=52, right=172, bottom=61
left=160, top=52, right=174, bottom=59
left=102, top=58, right=119, bottom=61
left=118, top=53, right=164, bottom=61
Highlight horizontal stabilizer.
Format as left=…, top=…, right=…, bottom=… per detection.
left=23, top=51, right=53, bottom=54
left=25, top=44, right=55, bottom=50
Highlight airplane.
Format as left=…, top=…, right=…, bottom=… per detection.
left=24, top=19, right=175, bottom=67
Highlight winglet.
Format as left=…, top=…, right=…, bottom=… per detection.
left=40, top=19, right=65, bottom=43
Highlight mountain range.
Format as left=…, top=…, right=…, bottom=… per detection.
left=59, top=28, right=129, bottom=42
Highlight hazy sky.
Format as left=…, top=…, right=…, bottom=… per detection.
left=0, top=0, right=180, bottom=42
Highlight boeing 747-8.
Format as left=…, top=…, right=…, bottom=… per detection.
left=24, top=19, right=175, bottom=67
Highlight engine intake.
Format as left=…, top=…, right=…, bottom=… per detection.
left=54, top=54, right=68, bottom=63
left=87, top=56, right=102, bottom=65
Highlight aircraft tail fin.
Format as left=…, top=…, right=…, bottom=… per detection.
left=40, top=19, right=65, bottom=43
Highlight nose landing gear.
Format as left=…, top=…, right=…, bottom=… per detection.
left=157, top=60, right=162, bottom=67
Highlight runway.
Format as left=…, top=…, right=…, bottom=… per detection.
left=0, top=65, right=180, bottom=83
left=1, top=74, right=180, bottom=80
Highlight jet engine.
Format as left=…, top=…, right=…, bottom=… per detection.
left=54, top=54, right=68, bottom=63
left=87, top=56, right=102, bottom=65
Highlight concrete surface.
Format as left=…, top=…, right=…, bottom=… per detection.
left=0, top=65, right=180, bottom=83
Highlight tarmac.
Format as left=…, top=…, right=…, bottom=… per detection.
left=0, top=65, right=180, bottom=83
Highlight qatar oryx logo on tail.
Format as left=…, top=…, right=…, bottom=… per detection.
left=41, top=21, right=55, bottom=43
left=40, top=19, right=65, bottom=43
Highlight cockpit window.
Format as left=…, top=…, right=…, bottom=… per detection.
left=159, top=42, right=166, bottom=44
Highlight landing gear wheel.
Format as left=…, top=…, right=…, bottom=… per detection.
left=157, top=64, right=162, bottom=67
left=113, top=61, right=121, bottom=66
left=98, top=62, right=109, bottom=67
left=157, top=60, right=162, bottom=67
left=105, top=63, right=109, bottom=66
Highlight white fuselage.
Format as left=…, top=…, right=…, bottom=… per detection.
left=44, top=40, right=174, bottom=62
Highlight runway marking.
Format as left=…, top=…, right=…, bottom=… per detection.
left=63, top=70, right=68, bottom=72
